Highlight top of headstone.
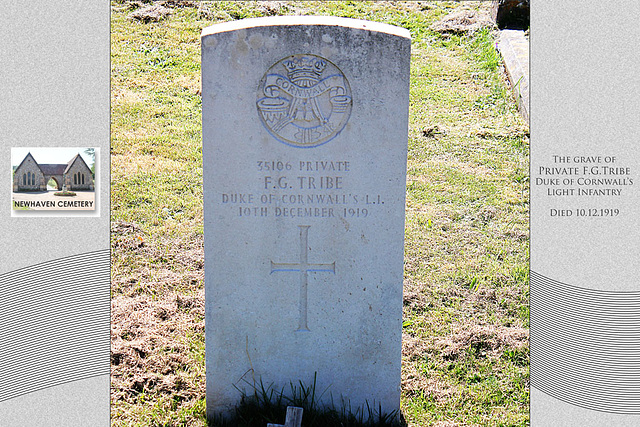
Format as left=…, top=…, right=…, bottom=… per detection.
left=201, top=15, right=411, bottom=39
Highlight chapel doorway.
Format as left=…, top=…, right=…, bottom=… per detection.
left=47, top=177, right=61, bottom=191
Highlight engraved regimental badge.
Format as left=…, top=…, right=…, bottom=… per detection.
left=257, top=54, right=352, bottom=148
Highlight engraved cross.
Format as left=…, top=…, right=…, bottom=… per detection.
left=270, top=225, right=335, bottom=332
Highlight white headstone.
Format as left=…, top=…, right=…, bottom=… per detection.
left=202, top=16, right=410, bottom=420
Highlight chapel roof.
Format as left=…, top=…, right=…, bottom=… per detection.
left=15, top=152, right=90, bottom=176
left=39, top=164, right=67, bottom=175
left=14, top=152, right=37, bottom=172
left=64, top=154, right=89, bottom=174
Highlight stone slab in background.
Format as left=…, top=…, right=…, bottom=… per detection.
left=202, top=16, right=410, bottom=421
left=498, top=29, right=529, bottom=124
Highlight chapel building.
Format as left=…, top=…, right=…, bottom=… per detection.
left=13, top=152, right=94, bottom=192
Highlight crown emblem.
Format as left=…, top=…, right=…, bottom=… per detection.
left=257, top=54, right=352, bottom=148
left=282, top=56, right=327, bottom=88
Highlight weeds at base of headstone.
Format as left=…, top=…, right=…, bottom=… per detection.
left=208, top=373, right=404, bottom=427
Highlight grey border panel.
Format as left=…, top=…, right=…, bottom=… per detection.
left=0, top=1, right=110, bottom=425
left=532, top=0, right=640, bottom=424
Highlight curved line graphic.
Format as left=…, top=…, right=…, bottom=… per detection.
left=531, top=270, right=640, bottom=415
left=0, top=373, right=109, bottom=404
left=0, top=249, right=110, bottom=403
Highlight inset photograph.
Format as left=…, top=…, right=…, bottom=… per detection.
left=11, top=147, right=97, bottom=212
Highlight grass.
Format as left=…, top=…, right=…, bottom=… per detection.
left=111, top=2, right=529, bottom=426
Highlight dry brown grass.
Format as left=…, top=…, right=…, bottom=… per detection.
left=430, top=2, right=494, bottom=34
left=111, top=292, right=205, bottom=400
left=111, top=219, right=206, bottom=417
left=112, top=154, right=187, bottom=176
left=437, top=324, right=528, bottom=360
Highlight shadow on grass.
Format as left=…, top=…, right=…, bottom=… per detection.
left=208, top=374, right=407, bottom=427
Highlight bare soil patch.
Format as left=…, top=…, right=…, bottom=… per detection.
left=431, top=9, right=494, bottom=34
left=129, top=4, right=172, bottom=22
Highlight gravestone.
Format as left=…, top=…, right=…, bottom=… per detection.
left=202, top=16, right=410, bottom=421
